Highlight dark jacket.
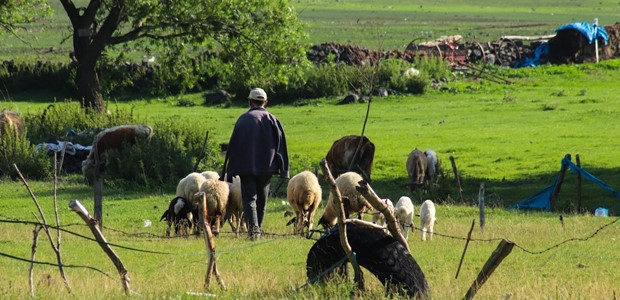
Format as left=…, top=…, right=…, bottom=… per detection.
left=221, top=106, right=289, bottom=181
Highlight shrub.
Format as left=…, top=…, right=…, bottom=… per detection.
left=0, top=128, right=52, bottom=180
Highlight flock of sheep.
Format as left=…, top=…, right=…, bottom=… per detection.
left=161, top=144, right=440, bottom=243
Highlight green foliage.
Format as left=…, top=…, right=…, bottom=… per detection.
left=0, top=0, right=51, bottom=35
left=0, top=61, right=75, bottom=94
left=0, top=128, right=52, bottom=180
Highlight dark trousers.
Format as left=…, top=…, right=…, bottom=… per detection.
left=239, top=175, right=272, bottom=231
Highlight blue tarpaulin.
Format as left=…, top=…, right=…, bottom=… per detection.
left=555, top=22, right=609, bottom=45
left=510, top=157, right=620, bottom=211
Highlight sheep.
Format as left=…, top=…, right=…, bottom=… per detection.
left=406, top=148, right=427, bottom=192
left=224, top=175, right=247, bottom=236
left=424, top=149, right=440, bottom=184
left=201, top=171, right=219, bottom=180
left=318, top=172, right=371, bottom=229
left=371, top=198, right=394, bottom=233
left=286, top=171, right=322, bottom=236
left=394, top=196, right=414, bottom=241
left=81, top=124, right=153, bottom=179
left=420, top=199, right=436, bottom=241
left=159, top=196, right=197, bottom=237
left=196, top=178, right=229, bottom=236
left=0, top=110, right=25, bottom=138
left=165, top=172, right=207, bottom=235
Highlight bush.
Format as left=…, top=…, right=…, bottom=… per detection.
left=0, top=128, right=52, bottom=180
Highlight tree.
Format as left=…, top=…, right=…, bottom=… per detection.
left=0, top=0, right=51, bottom=35
left=60, top=0, right=308, bottom=113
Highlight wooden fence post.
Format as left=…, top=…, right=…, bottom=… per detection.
left=576, top=154, right=582, bottom=212
left=463, top=239, right=515, bottom=300
left=550, top=154, right=571, bottom=211
left=450, top=156, right=464, bottom=203
left=198, top=192, right=226, bottom=290
left=478, top=183, right=485, bottom=231
left=455, top=219, right=475, bottom=279
left=69, top=200, right=130, bottom=295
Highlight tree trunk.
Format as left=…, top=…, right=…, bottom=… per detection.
left=76, top=61, right=106, bottom=113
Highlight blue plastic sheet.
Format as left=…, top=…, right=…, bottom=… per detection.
left=555, top=22, right=609, bottom=45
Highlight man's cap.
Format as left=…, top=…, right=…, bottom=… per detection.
left=248, top=88, right=267, bottom=101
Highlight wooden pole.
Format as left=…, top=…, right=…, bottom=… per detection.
left=455, top=219, right=475, bottom=279
left=69, top=200, right=130, bottom=294
left=355, top=181, right=410, bottom=252
left=550, top=154, right=571, bottom=211
left=93, top=146, right=104, bottom=229
left=464, top=239, right=515, bottom=300
left=478, top=183, right=485, bottom=231
left=576, top=154, right=582, bottom=213
left=320, top=158, right=363, bottom=290
left=450, top=156, right=464, bottom=203
left=198, top=192, right=226, bottom=290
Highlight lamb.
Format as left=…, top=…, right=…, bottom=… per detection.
left=371, top=198, right=394, bottom=233
left=394, top=196, right=414, bottom=240
left=224, top=175, right=247, bottom=236
left=286, top=171, right=322, bottom=236
left=0, top=110, right=25, bottom=138
left=201, top=171, right=219, bottom=180
left=197, top=178, right=230, bottom=236
left=419, top=199, right=436, bottom=241
left=160, top=196, right=196, bottom=237
left=318, top=172, right=371, bottom=229
left=81, top=124, right=153, bottom=179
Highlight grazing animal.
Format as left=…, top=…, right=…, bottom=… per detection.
left=406, top=148, right=427, bottom=192
left=225, top=176, right=247, bottom=236
left=0, top=110, right=25, bottom=138
left=318, top=172, right=371, bottom=229
left=201, top=171, right=219, bottom=180
left=419, top=199, right=436, bottom=241
left=81, top=124, right=153, bottom=178
left=286, top=171, right=322, bottom=235
left=394, top=196, right=414, bottom=240
left=325, top=135, right=375, bottom=183
left=424, top=149, right=440, bottom=184
left=372, top=198, right=394, bottom=233
left=197, top=178, right=230, bottom=236
left=166, top=172, right=208, bottom=235
left=160, top=196, right=197, bottom=237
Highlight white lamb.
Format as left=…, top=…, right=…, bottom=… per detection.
left=318, top=172, right=371, bottom=228
left=420, top=199, right=436, bottom=241
left=196, top=178, right=230, bottom=236
left=225, top=175, right=247, bottom=235
left=201, top=171, right=219, bottom=180
left=394, top=196, right=414, bottom=241
left=371, top=198, right=394, bottom=233
left=286, top=171, right=322, bottom=235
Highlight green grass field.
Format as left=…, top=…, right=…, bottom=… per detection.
left=2, top=1, right=620, bottom=299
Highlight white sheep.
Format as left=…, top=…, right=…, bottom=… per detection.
left=201, top=171, right=219, bottom=180
left=371, top=198, right=394, bottom=233
left=394, top=196, right=414, bottom=240
left=225, top=175, right=247, bottom=236
left=420, top=199, right=436, bottom=241
left=424, top=149, right=440, bottom=184
left=197, top=178, right=230, bottom=236
left=166, top=172, right=207, bottom=235
left=318, top=172, right=370, bottom=228
left=286, top=171, right=322, bottom=235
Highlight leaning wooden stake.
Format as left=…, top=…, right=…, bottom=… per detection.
left=478, top=183, right=485, bottom=231
left=463, top=239, right=515, bottom=300
left=69, top=200, right=130, bottom=294
left=355, top=181, right=410, bottom=252
left=14, top=163, right=72, bottom=293
left=550, top=154, right=571, bottom=211
left=319, top=158, right=363, bottom=290
left=198, top=192, right=226, bottom=290
left=29, top=225, right=43, bottom=297
left=455, top=219, right=475, bottom=279
left=450, top=156, right=465, bottom=203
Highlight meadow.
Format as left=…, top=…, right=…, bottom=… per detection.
left=2, top=0, right=620, bottom=299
